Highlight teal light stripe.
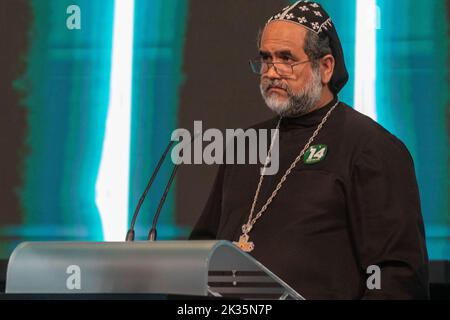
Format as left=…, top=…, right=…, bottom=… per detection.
left=14, top=1, right=115, bottom=247
left=129, top=0, right=188, bottom=239
left=375, top=0, right=449, bottom=260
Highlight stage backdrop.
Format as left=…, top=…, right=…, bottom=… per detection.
left=0, top=0, right=448, bottom=262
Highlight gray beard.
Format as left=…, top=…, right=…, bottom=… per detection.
left=260, top=67, right=323, bottom=117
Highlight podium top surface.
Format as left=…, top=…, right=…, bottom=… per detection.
left=6, top=240, right=304, bottom=300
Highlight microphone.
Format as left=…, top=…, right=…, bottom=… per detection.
left=126, top=129, right=201, bottom=241
left=125, top=140, right=175, bottom=241
left=147, top=131, right=202, bottom=241
left=147, top=161, right=180, bottom=241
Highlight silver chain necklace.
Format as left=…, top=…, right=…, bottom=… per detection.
left=233, top=101, right=339, bottom=252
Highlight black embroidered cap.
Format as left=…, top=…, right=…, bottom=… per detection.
left=266, top=1, right=349, bottom=94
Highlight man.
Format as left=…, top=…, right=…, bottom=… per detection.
left=190, top=1, right=429, bottom=299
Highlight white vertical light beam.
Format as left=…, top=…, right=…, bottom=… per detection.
left=95, top=0, right=135, bottom=241
left=354, top=0, right=377, bottom=121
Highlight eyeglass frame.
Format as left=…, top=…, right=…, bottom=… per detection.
left=249, top=58, right=312, bottom=77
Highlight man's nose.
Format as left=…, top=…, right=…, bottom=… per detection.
left=265, top=64, right=281, bottom=79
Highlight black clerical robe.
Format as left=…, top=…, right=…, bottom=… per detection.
left=190, top=98, right=429, bottom=300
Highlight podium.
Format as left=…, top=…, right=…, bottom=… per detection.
left=5, top=240, right=304, bottom=300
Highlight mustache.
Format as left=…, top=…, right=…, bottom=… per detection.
left=261, top=79, right=290, bottom=93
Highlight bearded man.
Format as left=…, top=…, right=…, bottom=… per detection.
left=190, top=1, right=429, bottom=300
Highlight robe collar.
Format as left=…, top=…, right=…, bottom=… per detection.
left=279, top=96, right=339, bottom=130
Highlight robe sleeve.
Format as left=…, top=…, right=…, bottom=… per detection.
left=189, top=164, right=226, bottom=240
left=348, top=134, right=429, bottom=299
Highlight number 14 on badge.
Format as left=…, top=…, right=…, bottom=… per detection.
left=303, top=144, right=328, bottom=164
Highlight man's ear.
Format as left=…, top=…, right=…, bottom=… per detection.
left=320, top=54, right=335, bottom=85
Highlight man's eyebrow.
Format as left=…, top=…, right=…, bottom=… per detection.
left=276, top=50, right=298, bottom=59
left=259, top=50, right=299, bottom=59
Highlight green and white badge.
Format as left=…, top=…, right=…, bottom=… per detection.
left=303, top=144, right=328, bottom=164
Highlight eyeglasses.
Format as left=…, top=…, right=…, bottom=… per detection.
left=249, top=59, right=311, bottom=76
